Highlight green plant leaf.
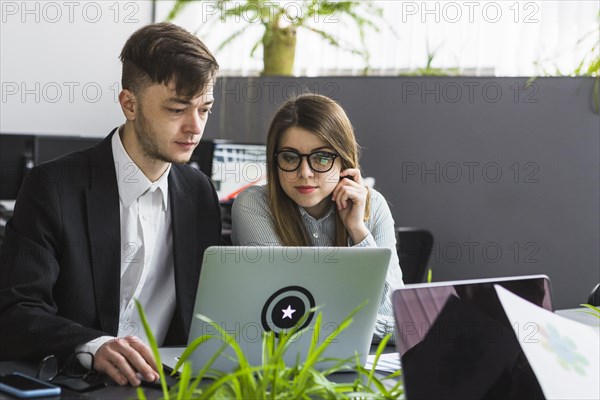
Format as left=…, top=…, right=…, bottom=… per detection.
left=194, top=314, right=259, bottom=395
left=525, top=76, right=537, bottom=89
left=183, top=341, right=229, bottom=398
left=172, top=334, right=211, bottom=373
left=134, top=299, right=169, bottom=399
left=302, top=26, right=363, bottom=57
left=295, top=302, right=366, bottom=394
left=165, top=0, right=390, bottom=75
left=166, top=0, right=198, bottom=21
left=367, top=334, right=392, bottom=387
left=580, top=303, right=600, bottom=318
left=175, top=361, right=192, bottom=400
left=136, top=386, right=147, bottom=400
left=135, top=299, right=403, bottom=399
left=215, top=24, right=255, bottom=53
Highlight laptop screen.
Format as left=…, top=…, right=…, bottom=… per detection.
left=392, top=275, right=552, bottom=400
left=211, top=142, right=266, bottom=202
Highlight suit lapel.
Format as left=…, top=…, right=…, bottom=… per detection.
left=169, top=166, right=198, bottom=335
left=85, top=132, right=121, bottom=335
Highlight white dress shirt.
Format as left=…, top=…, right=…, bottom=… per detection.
left=77, top=129, right=176, bottom=355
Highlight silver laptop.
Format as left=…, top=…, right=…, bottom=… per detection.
left=160, top=246, right=391, bottom=374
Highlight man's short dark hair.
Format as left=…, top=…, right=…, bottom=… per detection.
left=120, top=22, right=219, bottom=98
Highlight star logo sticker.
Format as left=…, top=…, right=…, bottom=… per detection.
left=281, top=305, right=296, bottom=320
left=261, top=286, right=315, bottom=336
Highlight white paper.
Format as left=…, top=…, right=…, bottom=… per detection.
left=495, top=285, right=600, bottom=400
left=365, top=352, right=401, bottom=373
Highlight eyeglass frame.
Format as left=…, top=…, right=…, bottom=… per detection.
left=274, top=150, right=340, bottom=173
left=37, top=351, right=95, bottom=382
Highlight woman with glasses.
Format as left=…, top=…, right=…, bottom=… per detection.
left=231, top=93, right=404, bottom=341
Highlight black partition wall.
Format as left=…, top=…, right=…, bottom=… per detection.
left=1, top=77, right=598, bottom=309
left=202, top=77, right=599, bottom=310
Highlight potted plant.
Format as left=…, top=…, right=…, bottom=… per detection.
left=135, top=300, right=403, bottom=399
left=166, top=0, right=389, bottom=76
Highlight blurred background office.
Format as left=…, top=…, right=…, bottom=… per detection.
left=1, top=1, right=598, bottom=309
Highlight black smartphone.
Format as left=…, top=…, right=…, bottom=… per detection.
left=0, top=373, right=61, bottom=398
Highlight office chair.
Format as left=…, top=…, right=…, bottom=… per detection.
left=395, top=227, right=434, bottom=284
left=588, top=283, right=600, bottom=307
left=220, top=201, right=233, bottom=245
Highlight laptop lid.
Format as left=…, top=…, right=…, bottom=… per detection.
left=392, top=275, right=553, bottom=400
left=182, top=246, right=391, bottom=373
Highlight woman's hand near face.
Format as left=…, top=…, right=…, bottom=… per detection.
left=331, top=168, right=369, bottom=244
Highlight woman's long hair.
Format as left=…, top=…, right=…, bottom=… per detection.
left=266, top=93, right=370, bottom=246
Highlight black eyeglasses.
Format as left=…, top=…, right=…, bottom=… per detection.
left=37, top=352, right=95, bottom=382
left=36, top=352, right=106, bottom=392
left=275, top=150, right=340, bottom=173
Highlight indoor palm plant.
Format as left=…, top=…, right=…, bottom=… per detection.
left=166, top=0, right=389, bottom=76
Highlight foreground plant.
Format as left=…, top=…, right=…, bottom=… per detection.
left=135, top=300, right=403, bottom=399
left=579, top=303, right=600, bottom=319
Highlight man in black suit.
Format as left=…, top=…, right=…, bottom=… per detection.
left=0, top=23, right=221, bottom=386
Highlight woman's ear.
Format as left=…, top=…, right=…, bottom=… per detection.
left=119, top=89, right=137, bottom=121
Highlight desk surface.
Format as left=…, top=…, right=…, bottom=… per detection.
left=0, top=366, right=389, bottom=400
left=2, top=309, right=596, bottom=399
left=555, top=307, right=600, bottom=328
left=0, top=345, right=396, bottom=400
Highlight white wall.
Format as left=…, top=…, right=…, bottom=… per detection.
left=159, top=1, right=599, bottom=77
left=0, top=0, right=153, bottom=136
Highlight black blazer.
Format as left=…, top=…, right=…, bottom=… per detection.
left=0, top=131, right=222, bottom=360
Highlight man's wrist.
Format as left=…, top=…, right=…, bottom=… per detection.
left=76, top=335, right=116, bottom=353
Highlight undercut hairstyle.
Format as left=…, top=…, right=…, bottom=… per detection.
left=266, top=93, right=371, bottom=246
left=120, top=22, right=218, bottom=98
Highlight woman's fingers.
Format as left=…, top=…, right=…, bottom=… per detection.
left=334, top=184, right=367, bottom=210
left=339, top=168, right=363, bottom=185
left=332, top=168, right=363, bottom=202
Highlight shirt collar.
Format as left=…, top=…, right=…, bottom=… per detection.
left=298, top=203, right=335, bottom=222
left=111, top=128, right=171, bottom=210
